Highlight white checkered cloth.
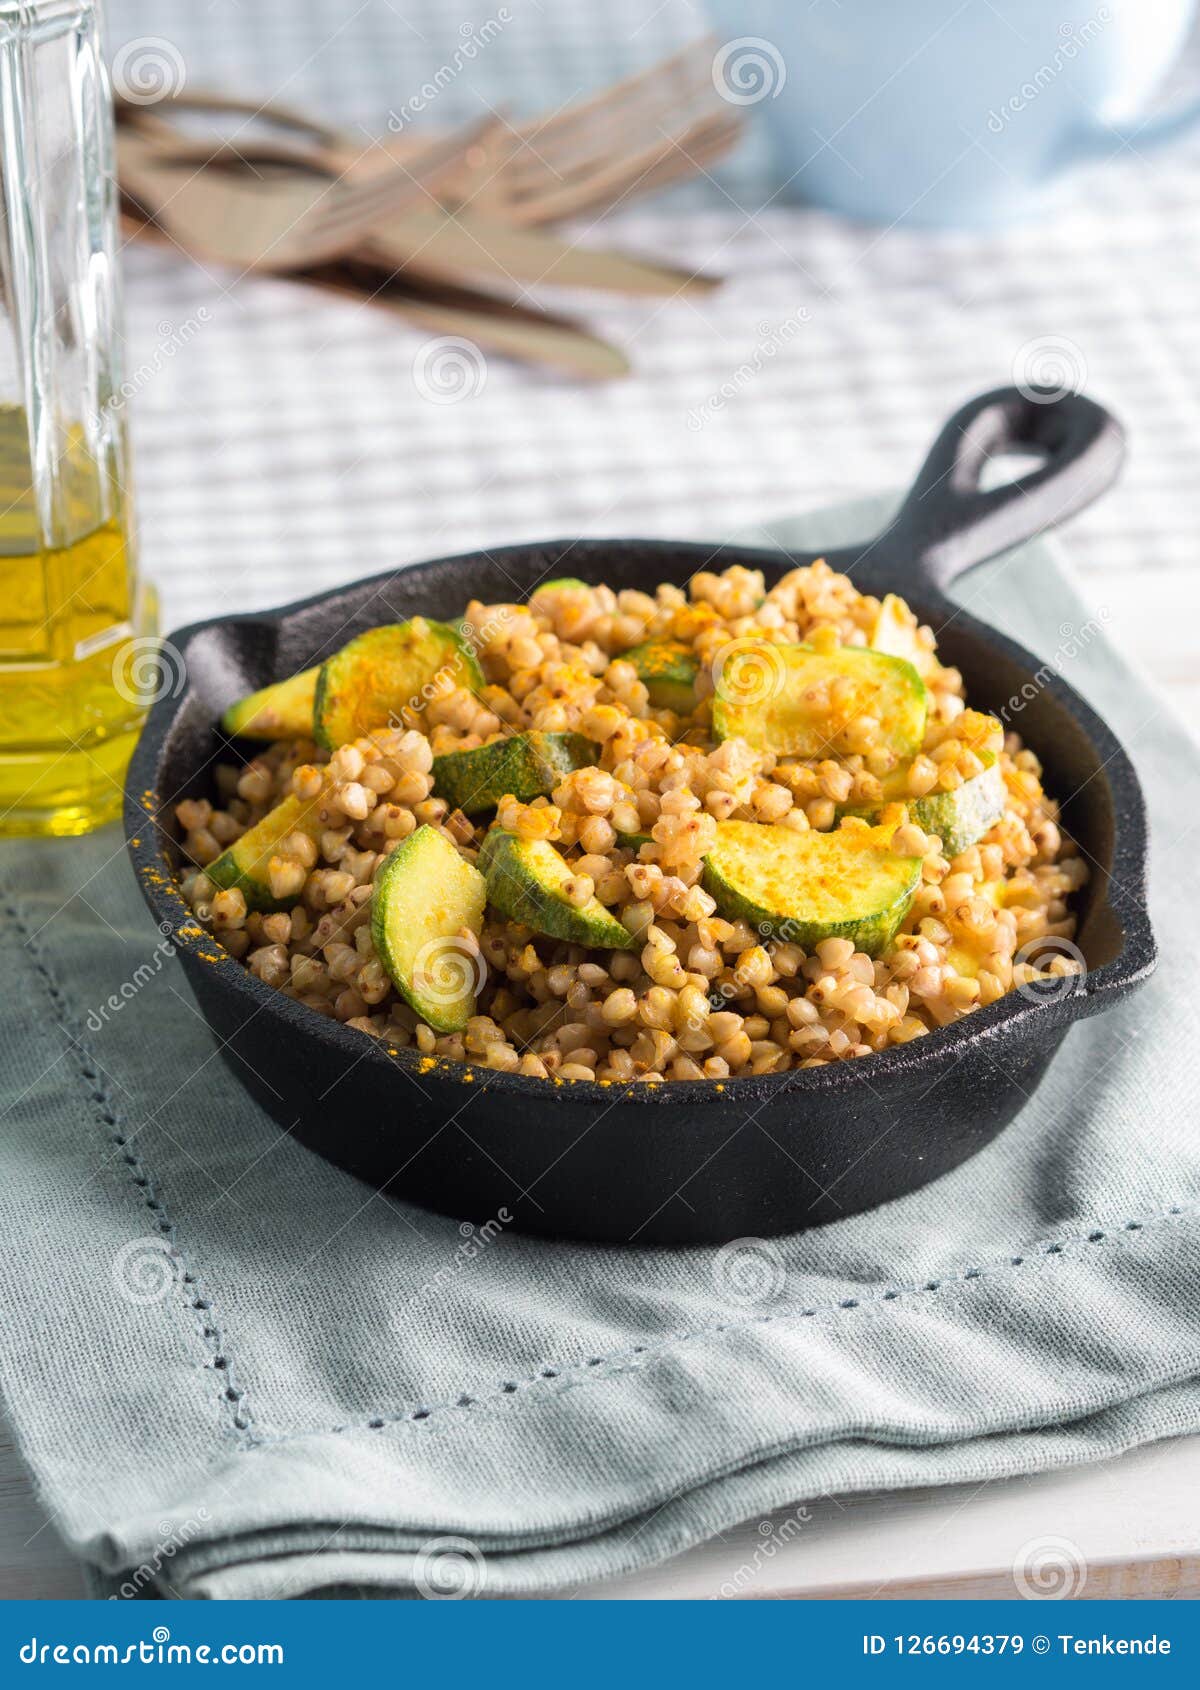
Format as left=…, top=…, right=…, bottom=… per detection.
left=105, top=0, right=1200, bottom=722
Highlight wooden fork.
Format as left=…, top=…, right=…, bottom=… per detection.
left=116, top=118, right=497, bottom=272
left=403, top=39, right=740, bottom=224
left=118, top=111, right=720, bottom=297
left=115, top=38, right=740, bottom=228
left=120, top=202, right=632, bottom=379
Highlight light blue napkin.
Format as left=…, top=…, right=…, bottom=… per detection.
left=1, top=497, right=1197, bottom=1600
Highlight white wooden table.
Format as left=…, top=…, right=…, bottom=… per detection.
left=580, top=1438, right=1200, bottom=1600
left=5, top=1424, right=1199, bottom=1600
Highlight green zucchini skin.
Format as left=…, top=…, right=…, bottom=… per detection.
left=370, top=825, right=487, bottom=1033
left=432, top=732, right=598, bottom=815
left=712, top=643, right=927, bottom=761
left=908, top=760, right=1005, bottom=857
left=221, top=667, right=319, bottom=741
left=478, top=829, right=637, bottom=950
left=313, top=619, right=484, bottom=750
left=530, top=577, right=589, bottom=597
left=207, top=791, right=330, bottom=912
left=620, top=637, right=699, bottom=714
left=702, top=819, right=922, bottom=958
left=840, top=758, right=1006, bottom=858
left=206, top=847, right=288, bottom=914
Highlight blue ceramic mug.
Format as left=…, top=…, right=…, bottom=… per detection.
left=707, top=0, right=1200, bottom=226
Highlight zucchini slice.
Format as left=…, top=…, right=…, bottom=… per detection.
left=621, top=637, right=699, bottom=714
left=432, top=731, right=597, bottom=815
left=221, top=666, right=318, bottom=740
left=207, top=790, right=331, bottom=912
left=371, top=825, right=488, bottom=1033
left=703, top=818, right=922, bottom=957
left=868, top=593, right=935, bottom=678
left=478, top=829, right=637, bottom=950
left=840, top=752, right=1006, bottom=857
left=712, top=642, right=926, bottom=761
left=908, top=758, right=1005, bottom=856
left=313, top=619, right=484, bottom=750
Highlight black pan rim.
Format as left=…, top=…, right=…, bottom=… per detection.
left=124, top=534, right=1157, bottom=1111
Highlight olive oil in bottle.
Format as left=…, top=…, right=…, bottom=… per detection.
left=0, top=412, right=156, bottom=835
left=0, top=0, right=157, bottom=835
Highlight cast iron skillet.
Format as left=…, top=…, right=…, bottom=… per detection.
left=125, top=385, right=1155, bottom=1245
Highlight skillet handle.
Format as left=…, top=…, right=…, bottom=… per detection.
left=865, top=386, right=1125, bottom=597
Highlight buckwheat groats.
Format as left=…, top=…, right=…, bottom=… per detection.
left=176, top=559, right=1086, bottom=1084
